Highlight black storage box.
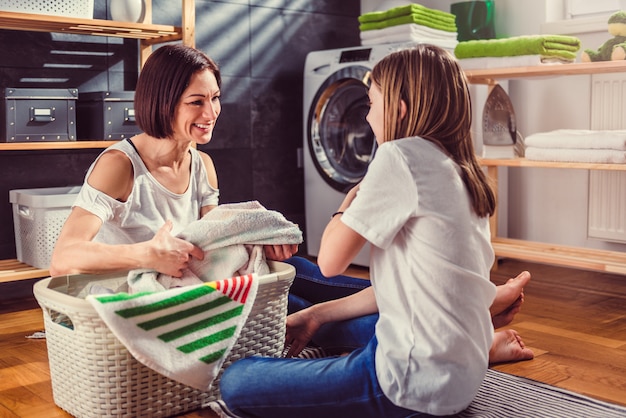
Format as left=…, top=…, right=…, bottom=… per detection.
left=77, top=91, right=141, bottom=140
left=1, top=87, right=78, bottom=142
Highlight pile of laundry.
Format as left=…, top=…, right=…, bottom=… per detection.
left=455, top=34, right=582, bottom=69
left=524, top=129, right=626, bottom=163
left=358, top=3, right=458, bottom=50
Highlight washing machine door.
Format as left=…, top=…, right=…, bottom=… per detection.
left=308, top=65, right=376, bottom=193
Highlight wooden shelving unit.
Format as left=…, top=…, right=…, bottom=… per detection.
left=481, top=157, right=626, bottom=171
left=0, top=1, right=195, bottom=282
left=470, top=61, right=626, bottom=274
left=465, top=60, right=626, bottom=84
left=0, top=11, right=181, bottom=41
left=0, top=141, right=118, bottom=151
left=481, top=158, right=626, bottom=274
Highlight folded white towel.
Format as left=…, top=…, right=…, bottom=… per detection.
left=360, top=23, right=457, bottom=48
left=361, top=35, right=458, bottom=49
left=525, top=147, right=626, bottom=163
left=525, top=129, right=626, bottom=150
left=360, top=23, right=458, bottom=41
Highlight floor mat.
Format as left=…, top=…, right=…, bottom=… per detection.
left=459, top=369, right=626, bottom=418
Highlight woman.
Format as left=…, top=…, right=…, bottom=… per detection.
left=50, top=44, right=296, bottom=277
left=219, top=44, right=521, bottom=417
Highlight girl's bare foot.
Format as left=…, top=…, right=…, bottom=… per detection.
left=489, top=329, right=534, bottom=364
left=490, top=271, right=531, bottom=328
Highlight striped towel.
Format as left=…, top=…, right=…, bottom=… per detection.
left=87, top=274, right=258, bottom=391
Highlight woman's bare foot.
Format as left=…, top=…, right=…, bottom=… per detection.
left=490, top=271, right=531, bottom=329
left=489, top=329, right=534, bottom=364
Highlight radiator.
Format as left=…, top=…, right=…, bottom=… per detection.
left=588, top=73, right=626, bottom=243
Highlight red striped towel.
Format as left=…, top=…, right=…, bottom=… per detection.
left=87, top=273, right=258, bottom=391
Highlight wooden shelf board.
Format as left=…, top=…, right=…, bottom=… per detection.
left=480, top=157, right=626, bottom=171
left=492, top=238, right=626, bottom=275
left=0, top=141, right=118, bottom=151
left=465, top=60, right=626, bottom=83
left=0, top=259, right=48, bottom=283
left=0, top=11, right=181, bottom=40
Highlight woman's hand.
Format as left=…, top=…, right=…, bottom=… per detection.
left=284, top=307, right=322, bottom=357
left=263, top=244, right=298, bottom=261
left=149, top=220, right=204, bottom=277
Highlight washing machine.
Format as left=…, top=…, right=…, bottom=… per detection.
left=303, top=44, right=409, bottom=267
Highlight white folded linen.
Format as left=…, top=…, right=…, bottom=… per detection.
left=360, top=22, right=458, bottom=49
left=525, top=129, right=626, bottom=150
left=360, top=23, right=458, bottom=41
left=361, top=34, right=458, bottom=49
left=525, top=147, right=626, bottom=163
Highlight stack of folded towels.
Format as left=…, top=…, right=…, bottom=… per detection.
left=455, top=35, right=582, bottom=69
left=524, top=129, right=626, bottom=164
left=358, top=3, right=458, bottom=50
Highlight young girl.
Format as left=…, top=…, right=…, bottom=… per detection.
left=219, top=44, right=502, bottom=417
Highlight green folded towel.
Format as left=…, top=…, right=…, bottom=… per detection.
left=359, top=3, right=455, bottom=24
left=360, top=13, right=458, bottom=33
left=454, top=35, right=581, bottom=60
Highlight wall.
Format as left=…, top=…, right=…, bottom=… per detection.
left=0, top=0, right=361, bottom=259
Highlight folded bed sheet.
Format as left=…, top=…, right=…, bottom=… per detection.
left=525, top=147, right=626, bottom=163
left=524, top=129, right=626, bottom=150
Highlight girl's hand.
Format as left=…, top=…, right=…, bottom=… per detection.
left=263, top=244, right=298, bottom=261
left=284, top=307, right=322, bottom=357
left=149, top=220, right=204, bottom=277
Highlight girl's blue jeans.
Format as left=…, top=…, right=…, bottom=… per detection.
left=218, top=257, right=428, bottom=417
left=220, top=337, right=426, bottom=418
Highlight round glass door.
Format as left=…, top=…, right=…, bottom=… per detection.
left=308, top=65, right=376, bottom=193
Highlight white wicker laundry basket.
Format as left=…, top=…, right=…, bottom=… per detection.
left=33, top=261, right=295, bottom=418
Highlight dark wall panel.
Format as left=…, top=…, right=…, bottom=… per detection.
left=0, top=0, right=360, bottom=259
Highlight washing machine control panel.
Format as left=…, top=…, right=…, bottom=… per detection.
left=339, top=48, right=372, bottom=63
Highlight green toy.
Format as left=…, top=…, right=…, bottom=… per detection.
left=582, top=11, right=626, bottom=62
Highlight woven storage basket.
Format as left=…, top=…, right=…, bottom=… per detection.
left=33, top=261, right=295, bottom=418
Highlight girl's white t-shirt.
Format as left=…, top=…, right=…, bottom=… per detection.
left=73, top=139, right=219, bottom=244
left=341, top=137, right=496, bottom=416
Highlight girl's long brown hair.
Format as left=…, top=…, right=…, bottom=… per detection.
left=371, top=44, right=496, bottom=218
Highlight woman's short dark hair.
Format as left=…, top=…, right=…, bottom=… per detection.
left=134, top=44, right=221, bottom=138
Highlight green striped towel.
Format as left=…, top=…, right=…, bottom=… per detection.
left=360, top=14, right=457, bottom=32
left=359, top=3, right=456, bottom=32
left=359, top=3, right=455, bottom=24
left=454, top=35, right=581, bottom=60
left=87, top=273, right=258, bottom=391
